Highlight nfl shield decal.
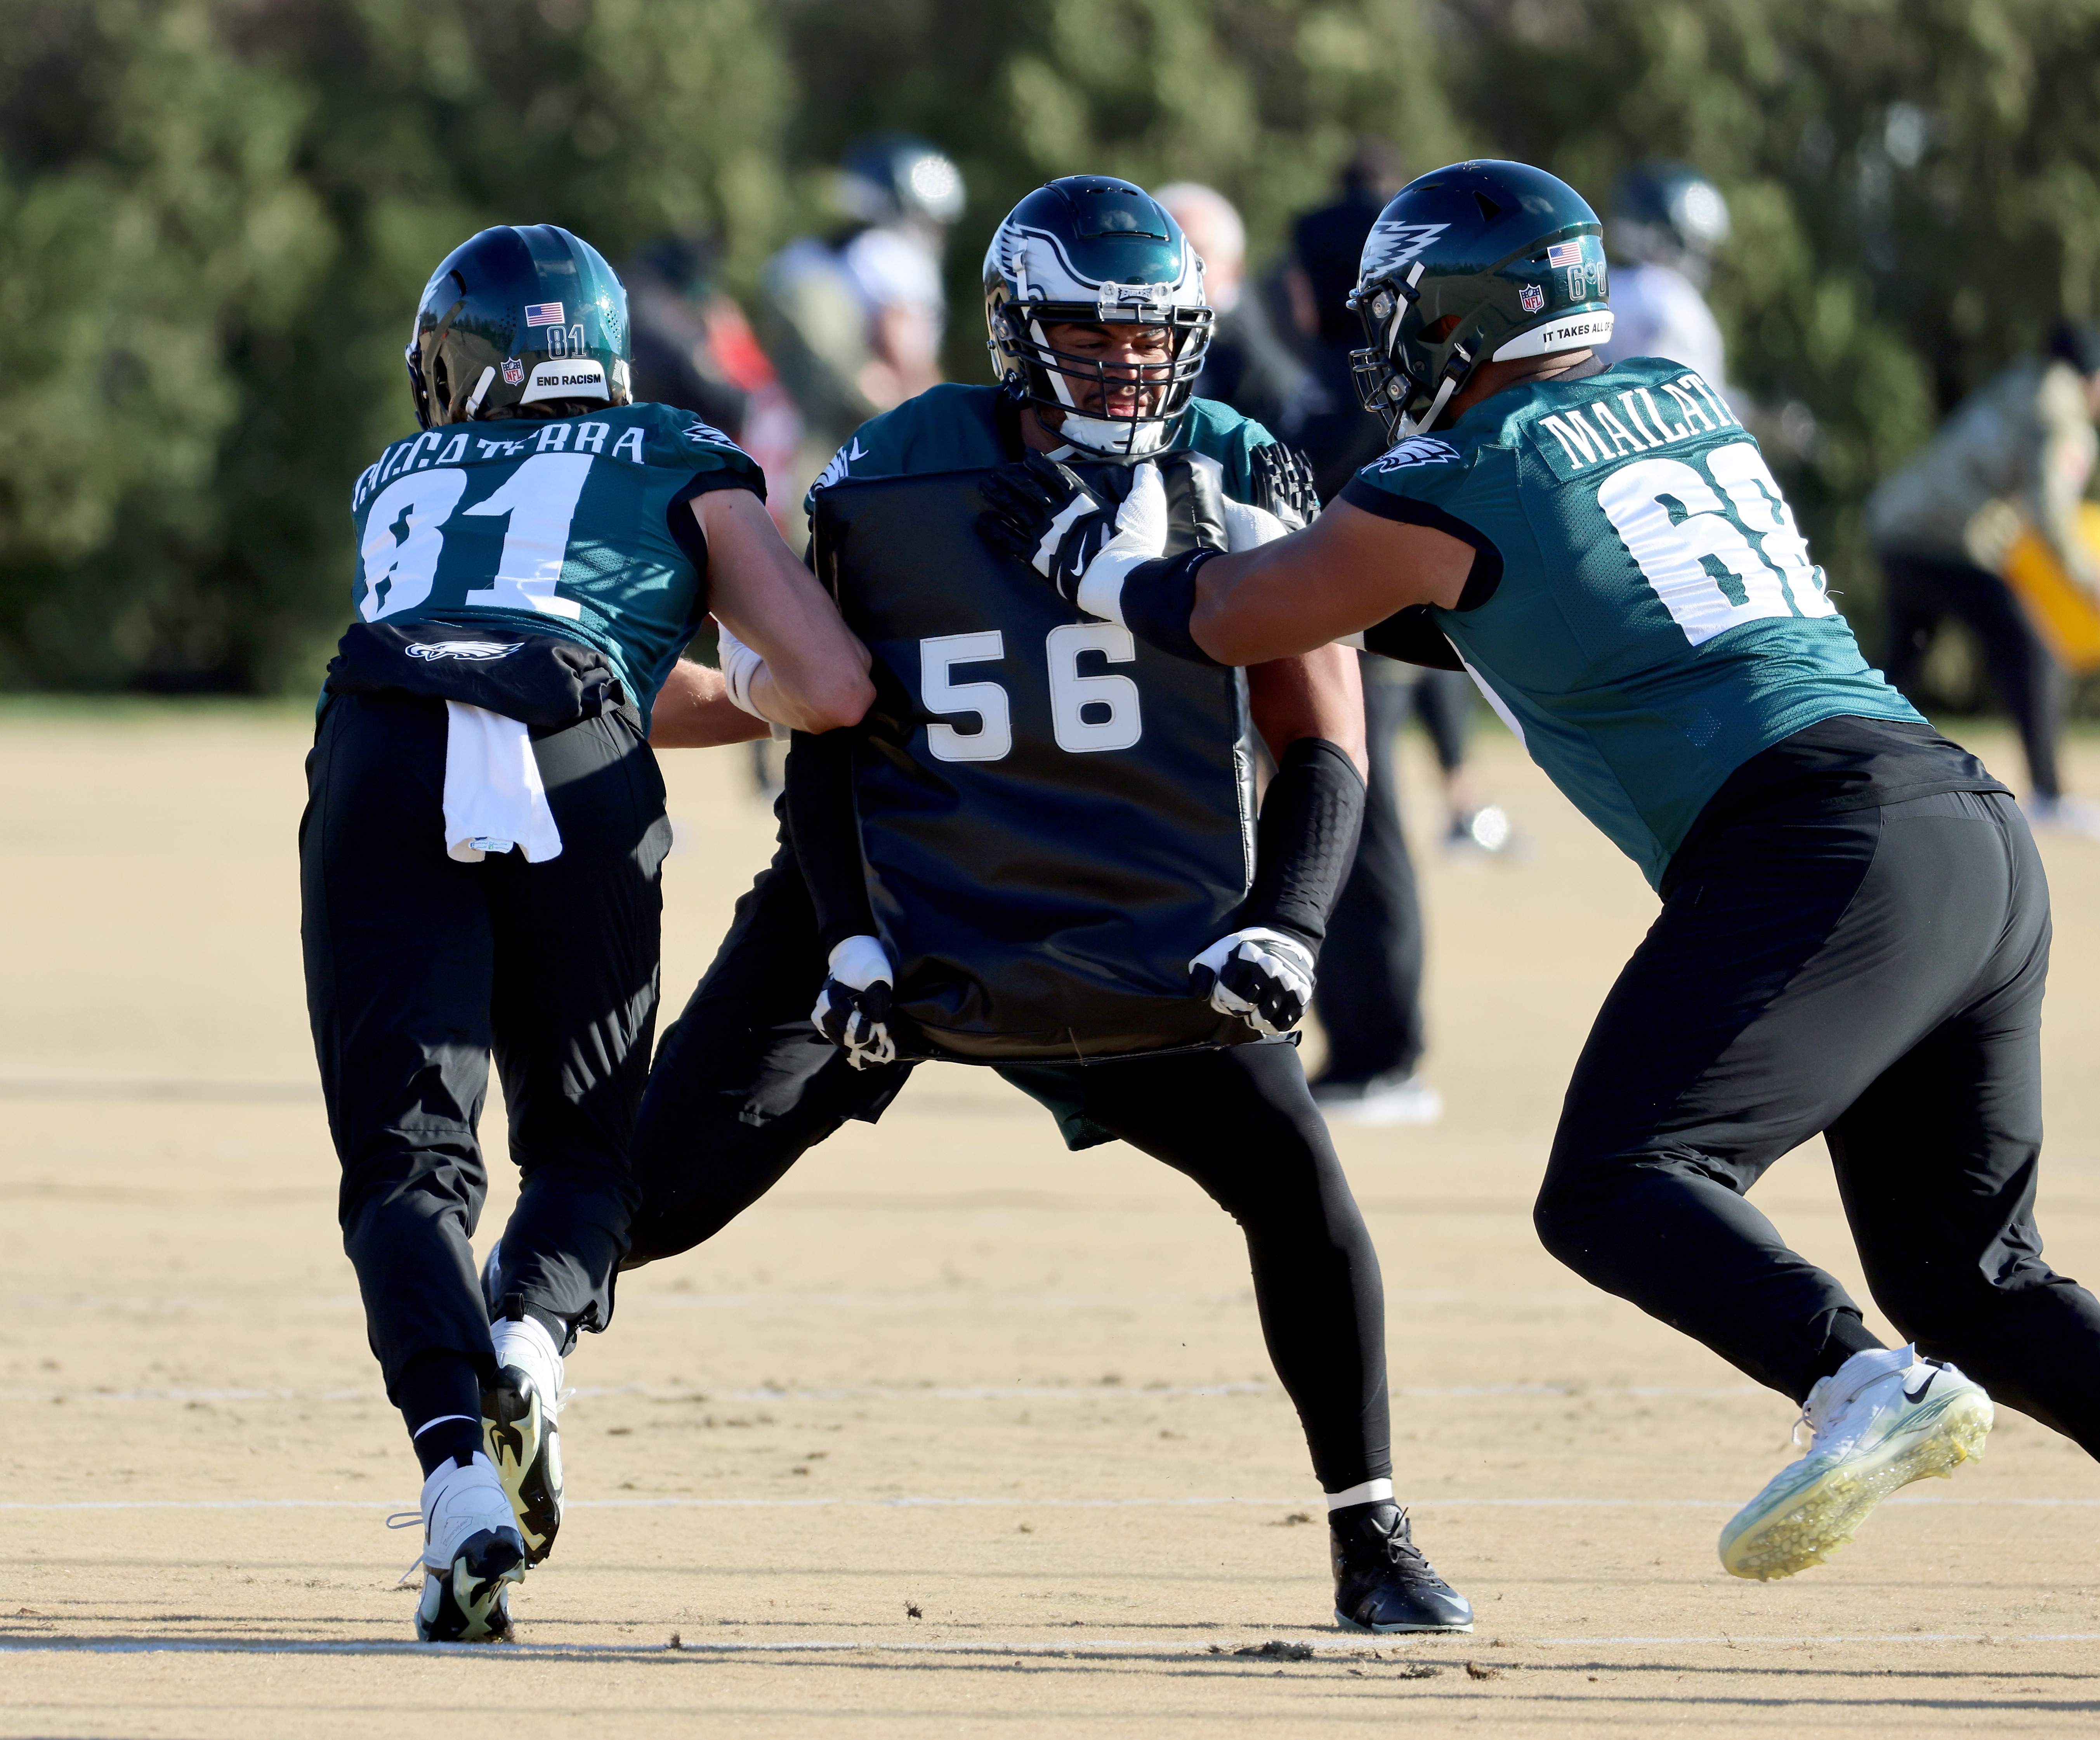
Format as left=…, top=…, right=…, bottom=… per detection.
left=502, top=357, right=525, bottom=385
left=1520, top=282, right=1546, bottom=314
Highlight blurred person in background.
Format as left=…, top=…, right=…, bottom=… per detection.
left=1595, top=160, right=1731, bottom=389
left=1277, top=148, right=1513, bottom=1128
left=1285, top=141, right=1408, bottom=503
left=1871, top=322, right=2100, bottom=835
left=1155, top=182, right=1314, bottom=437
left=758, top=132, right=966, bottom=518
left=626, top=235, right=805, bottom=531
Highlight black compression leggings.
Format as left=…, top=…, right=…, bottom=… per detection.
left=628, top=845, right=1392, bottom=1492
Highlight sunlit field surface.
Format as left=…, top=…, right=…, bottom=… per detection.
left=5, top=705, right=2100, bottom=1735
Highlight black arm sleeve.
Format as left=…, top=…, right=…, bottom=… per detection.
left=1242, top=736, right=1366, bottom=951
left=1117, top=548, right=1229, bottom=667
left=783, top=727, right=878, bottom=954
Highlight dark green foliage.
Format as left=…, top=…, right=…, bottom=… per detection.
left=0, top=0, right=786, bottom=691
left=1, top=0, right=2096, bottom=690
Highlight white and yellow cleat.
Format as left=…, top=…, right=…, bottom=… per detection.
left=1719, top=1344, right=1993, bottom=1581
left=484, top=1313, right=566, bottom=1567
left=404, top=1451, right=526, bottom=1641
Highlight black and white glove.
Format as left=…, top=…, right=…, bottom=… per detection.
left=1189, top=926, right=1317, bottom=1038
left=1250, top=443, right=1322, bottom=532
left=979, top=453, right=1170, bottom=623
left=810, top=935, right=898, bottom=1069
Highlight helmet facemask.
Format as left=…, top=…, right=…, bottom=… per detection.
left=1347, top=265, right=1479, bottom=442
left=993, top=290, right=1212, bottom=458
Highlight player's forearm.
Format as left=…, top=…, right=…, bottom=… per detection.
left=648, top=659, right=771, bottom=749
left=696, top=489, right=876, bottom=731
left=1189, top=502, right=1475, bottom=666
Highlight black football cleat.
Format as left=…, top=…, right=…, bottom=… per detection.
left=1330, top=1502, right=1474, bottom=1633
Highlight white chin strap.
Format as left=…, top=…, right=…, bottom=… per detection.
left=1397, top=371, right=1461, bottom=440
left=1056, top=412, right=1172, bottom=456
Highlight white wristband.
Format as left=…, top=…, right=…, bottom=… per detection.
left=715, top=621, right=768, bottom=719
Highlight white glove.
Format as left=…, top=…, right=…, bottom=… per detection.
left=1189, top=926, right=1317, bottom=1037
left=810, top=935, right=897, bottom=1069
left=1072, top=459, right=1169, bottom=626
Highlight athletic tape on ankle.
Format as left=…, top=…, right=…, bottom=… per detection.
left=1325, top=1478, right=1395, bottom=1511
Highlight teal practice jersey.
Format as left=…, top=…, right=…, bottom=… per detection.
left=347, top=402, right=762, bottom=724
left=805, top=384, right=1277, bottom=514
left=1345, top=357, right=1921, bottom=887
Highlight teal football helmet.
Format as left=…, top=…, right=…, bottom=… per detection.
left=1349, top=161, right=1611, bottom=440
left=407, top=225, right=633, bottom=429
left=983, top=177, right=1214, bottom=458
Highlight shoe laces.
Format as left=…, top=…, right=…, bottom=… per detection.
left=1376, top=1508, right=1440, bottom=1580
left=385, top=1507, right=429, bottom=1587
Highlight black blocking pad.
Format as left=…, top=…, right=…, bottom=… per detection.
left=812, top=465, right=1258, bottom=1063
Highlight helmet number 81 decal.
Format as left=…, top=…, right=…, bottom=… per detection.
left=543, top=324, right=587, bottom=359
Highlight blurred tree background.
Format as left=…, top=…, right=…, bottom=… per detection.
left=0, top=0, right=2096, bottom=693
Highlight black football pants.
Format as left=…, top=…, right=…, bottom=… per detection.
left=300, top=690, right=671, bottom=1399
left=628, top=831, right=1392, bottom=1492
left=1535, top=787, right=2100, bottom=1454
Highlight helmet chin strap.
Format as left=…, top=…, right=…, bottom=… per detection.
left=1055, top=411, right=1172, bottom=457
left=1396, top=371, right=1460, bottom=440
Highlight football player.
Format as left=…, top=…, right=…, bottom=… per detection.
left=625, top=178, right=1475, bottom=1634
left=980, top=158, right=2100, bottom=1582
left=305, top=224, right=871, bottom=1639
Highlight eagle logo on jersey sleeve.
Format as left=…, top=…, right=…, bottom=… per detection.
left=812, top=436, right=868, bottom=494
left=682, top=419, right=750, bottom=458
left=1369, top=435, right=1463, bottom=473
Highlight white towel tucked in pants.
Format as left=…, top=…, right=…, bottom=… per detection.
left=442, top=701, right=564, bottom=863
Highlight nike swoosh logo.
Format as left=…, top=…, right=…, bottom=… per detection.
left=1904, top=1370, right=1938, bottom=1405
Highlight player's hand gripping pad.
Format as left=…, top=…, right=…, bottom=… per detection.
left=812, top=460, right=1258, bottom=1063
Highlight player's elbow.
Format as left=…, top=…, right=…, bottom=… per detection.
left=797, top=668, right=876, bottom=733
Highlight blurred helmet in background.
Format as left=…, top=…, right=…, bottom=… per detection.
left=1608, top=161, right=1732, bottom=286
left=835, top=133, right=968, bottom=236
left=1348, top=160, right=1609, bottom=442
left=982, top=175, right=1214, bottom=458
left=407, top=225, right=632, bottom=428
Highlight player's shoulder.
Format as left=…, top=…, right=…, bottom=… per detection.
left=1180, top=397, right=1277, bottom=499
left=809, top=383, right=1005, bottom=501
left=623, top=401, right=763, bottom=480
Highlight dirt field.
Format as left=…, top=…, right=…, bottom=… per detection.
left=5, top=704, right=2100, bottom=1735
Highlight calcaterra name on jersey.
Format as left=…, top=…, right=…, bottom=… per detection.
left=352, top=416, right=748, bottom=515
left=1534, top=371, right=1737, bottom=473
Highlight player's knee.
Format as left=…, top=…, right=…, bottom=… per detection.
left=1532, top=1153, right=1642, bottom=1277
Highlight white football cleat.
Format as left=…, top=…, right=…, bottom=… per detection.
left=408, top=1452, right=525, bottom=1641
left=1718, top=1343, right=1992, bottom=1580
left=484, top=1314, right=566, bottom=1566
